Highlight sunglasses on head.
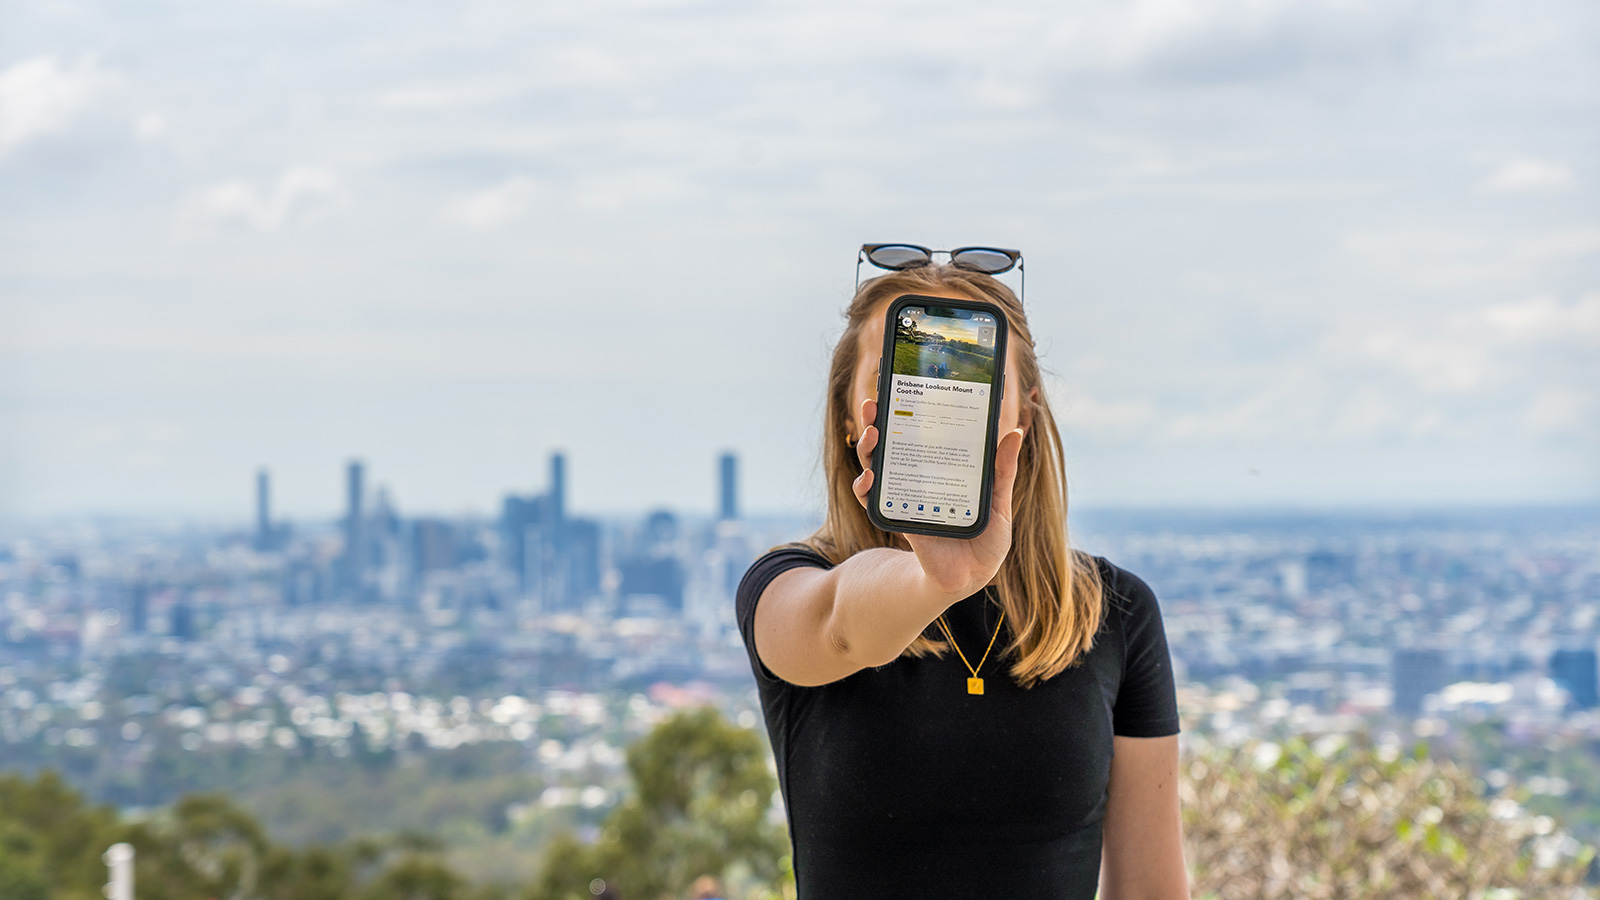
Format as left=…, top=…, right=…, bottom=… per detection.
left=856, top=243, right=1025, bottom=303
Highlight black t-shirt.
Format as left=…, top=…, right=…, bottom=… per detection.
left=735, top=546, right=1179, bottom=900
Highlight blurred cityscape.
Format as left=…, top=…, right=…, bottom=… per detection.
left=1, top=454, right=1598, bottom=865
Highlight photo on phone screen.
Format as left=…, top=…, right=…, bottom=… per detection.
left=868, top=295, right=1007, bottom=538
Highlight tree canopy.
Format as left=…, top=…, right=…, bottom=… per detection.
left=2, top=711, right=1593, bottom=900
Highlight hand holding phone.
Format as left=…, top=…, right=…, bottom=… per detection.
left=853, top=396, right=1025, bottom=595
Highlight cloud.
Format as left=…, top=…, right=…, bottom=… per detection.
left=193, top=167, right=341, bottom=230
left=0, top=55, right=111, bottom=152
left=1337, top=292, right=1599, bottom=444
left=1057, top=391, right=1158, bottom=434
left=442, top=176, right=545, bottom=229
left=1524, top=386, right=1591, bottom=433
left=379, top=83, right=516, bottom=112
left=1516, top=226, right=1600, bottom=261
left=1358, top=294, right=1600, bottom=394
left=1361, top=328, right=1494, bottom=392
left=1479, top=157, right=1576, bottom=194
left=134, top=113, right=165, bottom=142
left=1114, top=0, right=1436, bottom=82
left=1481, top=293, right=1600, bottom=345
left=1337, top=227, right=1496, bottom=290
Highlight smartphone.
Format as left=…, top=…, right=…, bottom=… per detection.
left=866, top=294, right=1008, bottom=539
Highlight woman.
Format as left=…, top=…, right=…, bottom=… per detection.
left=735, top=251, right=1189, bottom=898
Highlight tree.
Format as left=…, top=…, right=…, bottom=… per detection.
left=0, top=770, right=122, bottom=900
left=526, top=707, right=789, bottom=900
left=0, top=769, right=511, bottom=900
left=1181, top=736, right=1595, bottom=899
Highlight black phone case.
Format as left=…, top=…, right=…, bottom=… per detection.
left=866, top=294, right=1009, bottom=540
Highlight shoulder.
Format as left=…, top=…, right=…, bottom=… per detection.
left=1089, top=555, right=1163, bottom=625
left=735, top=543, right=834, bottom=615
left=742, top=543, right=835, bottom=584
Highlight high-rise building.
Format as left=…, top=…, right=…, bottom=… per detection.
left=170, top=601, right=196, bottom=641
left=502, top=494, right=547, bottom=594
left=411, top=519, right=459, bottom=577
left=549, top=452, right=566, bottom=534
left=619, top=510, right=685, bottom=616
left=620, top=556, right=685, bottom=615
left=127, top=582, right=148, bottom=634
left=1391, top=648, right=1449, bottom=715
left=343, top=460, right=366, bottom=591
left=718, top=451, right=738, bottom=521
left=563, top=518, right=603, bottom=603
left=255, top=469, right=272, bottom=550
left=1550, top=648, right=1599, bottom=709
left=500, top=451, right=595, bottom=610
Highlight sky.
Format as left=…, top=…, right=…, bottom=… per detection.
left=1, top=0, right=1597, bottom=521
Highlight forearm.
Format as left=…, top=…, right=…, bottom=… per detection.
left=821, top=547, right=967, bottom=668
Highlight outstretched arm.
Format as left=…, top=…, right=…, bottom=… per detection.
left=752, top=398, right=1025, bottom=687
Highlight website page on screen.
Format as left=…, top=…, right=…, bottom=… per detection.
left=879, top=305, right=998, bottom=527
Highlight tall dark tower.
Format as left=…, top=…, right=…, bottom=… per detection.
left=344, top=460, right=366, bottom=588
left=255, top=468, right=272, bottom=550
left=549, top=452, right=566, bottom=533
left=718, top=451, right=738, bottom=521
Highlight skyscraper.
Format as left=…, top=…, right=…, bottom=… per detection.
left=501, top=493, right=545, bottom=594
left=344, top=460, right=366, bottom=592
left=255, top=468, right=272, bottom=551
left=549, top=452, right=566, bottom=534
left=540, top=452, right=568, bottom=607
left=718, top=451, right=738, bottom=521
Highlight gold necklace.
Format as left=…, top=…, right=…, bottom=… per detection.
left=933, top=608, right=1006, bottom=695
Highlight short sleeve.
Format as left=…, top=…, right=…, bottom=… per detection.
left=1103, top=561, right=1181, bottom=738
left=735, top=545, right=834, bottom=685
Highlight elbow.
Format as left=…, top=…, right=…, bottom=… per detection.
left=822, top=611, right=901, bottom=672
left=825, top=622, right=855, bottom=662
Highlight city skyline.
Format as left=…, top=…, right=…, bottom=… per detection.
left=232, top=451, right=754, bottom=526
left=6, top=459, right=1598, bottom=526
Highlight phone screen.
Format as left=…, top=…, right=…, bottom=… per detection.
left=873, top=300, right=1003, bottom=534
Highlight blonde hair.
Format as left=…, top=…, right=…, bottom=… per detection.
left=802, top=265, right=1103, bottom=687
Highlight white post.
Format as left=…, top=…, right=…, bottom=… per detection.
left=103, top=842, right=134, bottom=900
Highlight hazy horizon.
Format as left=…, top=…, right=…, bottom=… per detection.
left=3, top=494, right=1595, bottom=531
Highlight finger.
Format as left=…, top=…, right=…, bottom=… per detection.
left=989, top=429, right=1025, bottom=523
left=856, top=424, right=878, bottom=466
left=852, top=467, right=874, bottom=509
left=856, top=398, right=878, bottom=470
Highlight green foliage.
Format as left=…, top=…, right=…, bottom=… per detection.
left=1442, top=715, right=1600, bottom=843
left=0, top=769, right=515, bottom=900
left=0, top=709, right=784, bottom=900
left=0, top=855, right=50, bottom=900
left=0, top=770, right=122, bottom=900
left=1182, top=735, right=1596, bottom=899
left=525, top=707, right=790, bottom=900
left=239, top=743, right=543, bottom=847
left=18, top=705, right=1595, bottom=900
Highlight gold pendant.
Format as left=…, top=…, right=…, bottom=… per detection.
left=967, top=677, right=984, bottom=695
